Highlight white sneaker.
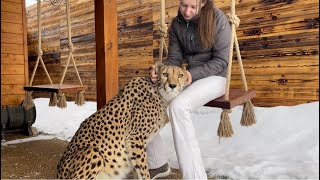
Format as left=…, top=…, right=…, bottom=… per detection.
left=149, top=163, right=171, bottom=179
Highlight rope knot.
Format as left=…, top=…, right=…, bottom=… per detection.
left=78, top=90, right=84, bottom=95
left=57, top=93, right=64, bottom=98
left=68, top=42, right=75, bottom=53
left=159, top=24, right=168, bottom=38
left=222, top=109, right=232, bottom=113
left=227, top=13, right=240, bottom=28
left=35, top=46, right=43, bottom=56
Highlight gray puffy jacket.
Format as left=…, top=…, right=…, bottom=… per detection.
left=164, top=8, right=232, bottom=82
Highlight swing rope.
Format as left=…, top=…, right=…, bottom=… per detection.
left=58, top=0, right=85, bottom=107
left=23, top=0, right=54, bottom=109
left=23, top=0, right=85, bottom=109
left=217, top=0, right=256, bottom=139
left=158, top=0, right=168, bottom=63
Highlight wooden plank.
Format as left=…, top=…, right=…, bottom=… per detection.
left=1, top=32, right=24, bottom=44
left=2, top=0, right=22, bottom=4
left=1, top=1, right=22, bottom=13
left=31, top=91, right=97, bottom=101
left=1, top=95, right=25, bottom=106
left=1, top=84, right=25, bottom=95
left=1, top=54, right=24, bottom=64
left=24, top=84, right=88, bottom=94
left=1, top=64, right=25, bottom=75
left=1, top=43, right=24, bottom=54
left=252, top=97, right=318, bottom=107
left=205, top=89, right=256, bottom=109
left=94, top=0, right=118, bottom=109
left=1, top=11, right=22, bottom=24
left=1, top=75, right=25, bottom=85
left=254, top=90, right=318, bottom=99
left=1, top=22, right=23, bottom=34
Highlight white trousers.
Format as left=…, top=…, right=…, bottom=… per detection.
left=146, top=75, right=226, bottom=180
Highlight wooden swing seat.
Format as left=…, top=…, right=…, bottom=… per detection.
left=205, top=89, right=256, bottom=109
left=24, top=84, right=87, bottom=94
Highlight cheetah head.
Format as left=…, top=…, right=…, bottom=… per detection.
left=155, top=63, right=189, bottom=102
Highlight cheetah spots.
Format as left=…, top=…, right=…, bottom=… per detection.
left=86, top=158, right=91, bottom=164
left=91, top=163, right=96, bottom=169
left=97, top=160, right=102, bottom=167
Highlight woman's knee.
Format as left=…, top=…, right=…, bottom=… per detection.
left=168, top=96, right=191, bottom=113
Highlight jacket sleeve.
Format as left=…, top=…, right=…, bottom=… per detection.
left=188, top=13, right=231, bottom=82
left=163, top=20, right=183, bottom=67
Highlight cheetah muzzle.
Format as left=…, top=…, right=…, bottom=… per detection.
left=56, top=64, right=188, bottom=179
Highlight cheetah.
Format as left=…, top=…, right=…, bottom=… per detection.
left=56, top=64, right=188, bottom=179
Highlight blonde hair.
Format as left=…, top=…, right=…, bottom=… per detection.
left=197, top=0, right=216, bottom=49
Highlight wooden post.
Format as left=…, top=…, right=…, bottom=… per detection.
left=22, top=0, right=29, bottom=88
left=94, top=0, right=118, bottom=110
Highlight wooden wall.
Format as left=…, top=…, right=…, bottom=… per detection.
left=1, top=0, right=29, bottom=106
left=26, top=0, right=319, bottom=107
left=26, top=0, right=96, bottom=100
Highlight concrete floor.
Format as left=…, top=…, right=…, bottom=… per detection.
left=1, top=133, right=183, bottom=179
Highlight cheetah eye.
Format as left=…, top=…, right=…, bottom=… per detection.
left=163, top=73, right=168, bottom=77
left=178, top=74, right=184, bottom=78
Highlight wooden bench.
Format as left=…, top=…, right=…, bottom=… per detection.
left=204, top=89, right=256, bottom=109
left=24, top=84, right=87, bottom=94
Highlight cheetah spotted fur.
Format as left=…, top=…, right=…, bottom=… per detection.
left=56, top=64, right=188, bottom=179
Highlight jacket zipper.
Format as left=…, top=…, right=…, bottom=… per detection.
left=190, top=34, right=194, bottom=52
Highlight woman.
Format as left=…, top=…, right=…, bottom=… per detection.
left=147, top=0, right=231, bottom=179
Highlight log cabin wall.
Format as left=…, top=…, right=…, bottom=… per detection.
left=26, top=0, right=319, bottom=107
left=1, top=0, right=29, bottom=106
left=26, top=0, right=96, bottom=100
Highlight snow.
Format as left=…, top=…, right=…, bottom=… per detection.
left=25, top=0, right=37, bottom=7
left=4, top=98, right=319, bottom=179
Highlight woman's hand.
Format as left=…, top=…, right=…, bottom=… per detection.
left=186, top=70, right=192, bottom=85
left=149, top=65, right=158, bottom=83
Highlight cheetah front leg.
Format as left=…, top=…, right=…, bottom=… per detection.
left=126, top=137, right=150, bottom=180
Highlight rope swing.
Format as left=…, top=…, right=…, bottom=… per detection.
left=217, top=0, right=256, bottom=139
left=157, top=0, right=257, bottom=140
left=23, top=0, right=87, bottom=109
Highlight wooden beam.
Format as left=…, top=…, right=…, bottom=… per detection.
left=94, top=0, right=118, bottom=110
left=22, top=0, right=29, bottom=88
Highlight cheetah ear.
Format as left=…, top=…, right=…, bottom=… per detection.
left=155, top=62, right=164, bottom=74
left=181, top=63, right=188, bottom=70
